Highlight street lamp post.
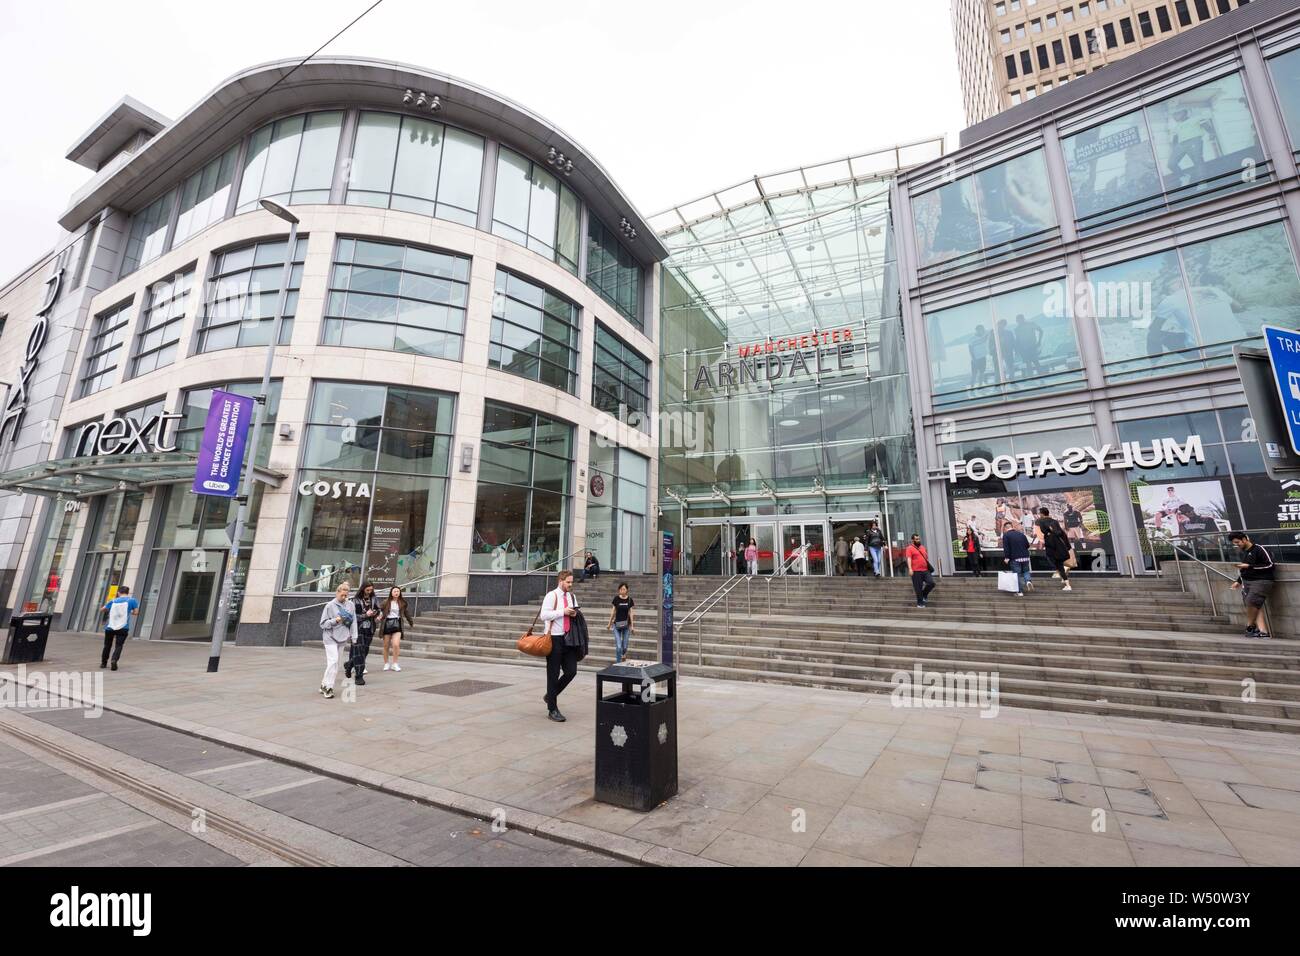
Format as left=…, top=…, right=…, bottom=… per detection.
left=206, top=200, right=299, bottom=672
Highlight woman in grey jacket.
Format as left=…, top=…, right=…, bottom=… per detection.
left=319, top=582, right=358, bottom=699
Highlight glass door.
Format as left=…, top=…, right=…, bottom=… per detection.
left=779, top=522, right=829, bottom=575
left=162, top=552, right=226, bottom=640
left=75, top=551, right=129, bottom=631
left=688, top=523, right=724, bottom=575
left=729, top=521, right=778, bottom=575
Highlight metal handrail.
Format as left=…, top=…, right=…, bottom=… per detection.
left=506, top=547, right=588, bottom=606
left=678, top=574, right=747, bottom=668
left=673, top=548, right=807, bottom=670
left=678, top=575, right=743, bottom=628
left=765, top=547, right=809, bottom=614
left=279, top=566, right=466, bottom=647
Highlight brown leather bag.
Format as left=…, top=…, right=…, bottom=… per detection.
left=517, top=610, right=552, bottom=657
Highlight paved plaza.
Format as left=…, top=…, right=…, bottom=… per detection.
left=3, top=634, right=1300, bottom=866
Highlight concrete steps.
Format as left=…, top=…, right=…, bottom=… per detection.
left=395, top=575, right=1300, bottom=732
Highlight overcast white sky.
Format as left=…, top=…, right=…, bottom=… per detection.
left=0, top=0, right=967, bottom=281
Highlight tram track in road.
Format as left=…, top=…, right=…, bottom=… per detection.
left=0, top=681, right=632, bottom=867
left=0, top=712, right=342, bottom=867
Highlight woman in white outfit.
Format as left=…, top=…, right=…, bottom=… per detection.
left=850, top=537, right=867, bottom=576
left=318, top=582, right=357, bottom=699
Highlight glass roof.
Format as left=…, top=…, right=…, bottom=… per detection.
left=653, top=139, right=945, bottom=345
left=0, top=452, right=284, bottom=498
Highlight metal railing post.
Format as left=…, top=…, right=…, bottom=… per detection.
left=1175, top=548, right=1185, bottom=592
left=1204, top=565, right=1217, bottom=618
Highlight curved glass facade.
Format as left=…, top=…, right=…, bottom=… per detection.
left=347, top=112, right=483, bottom=225
left=323, top=237, right=470, bottom=360
left=112, top=105, right=648, bottom=319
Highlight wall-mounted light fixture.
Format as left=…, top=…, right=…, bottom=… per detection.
left=546, top=147, right=574, bottom=177
left=402, top=89, right=442, bottom=113
left=618, top=216, right=638, bottom=241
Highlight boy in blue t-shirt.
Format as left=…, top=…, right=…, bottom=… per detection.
left=102, top=585, right=140, bottom=671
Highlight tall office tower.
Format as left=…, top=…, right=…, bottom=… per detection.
left=952, top=0, right=1258, bottom=125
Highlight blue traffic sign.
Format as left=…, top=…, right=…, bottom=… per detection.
left=1263, top=325, right=1300, bottom=455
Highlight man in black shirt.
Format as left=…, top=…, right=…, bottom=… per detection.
left=1229, top=532, right=1274, bottom=639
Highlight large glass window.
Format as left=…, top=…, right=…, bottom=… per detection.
left=593, top=322, right=650, bottom=431
left=173, top=147, right=237, bottom=245
left=285, top=382, right=455, bottom=593
left=128, top=268, right=193, bottom=378
left=1268, top=47, right=1300, bottom=156
left=1088, top=223, right=1300, bottom=380
left=473, top=402, right=573, bottom=571
left=1063, top=73, right=1265, bottom=232
left=346, top=112, right=483, bottom=226
left=120, top=192, right=174, bottom=278
left=323, top=237, right=470, bottom=360
left=492, top=147, right=580, bottom=272
left=586, top=215, right=642, bottom=327
left=489, top=268, right=580, bottom=394
left=911, top=148, right=1056, bottom=273
left=79, top=299, right=134, bottom=397
left=587, top=438, right=649, bottom=572
left=236, top=111, right=343, bottom=213
left=926, top=279, right=1085, bottom=408
left=194, top=236, right=306, bottom=353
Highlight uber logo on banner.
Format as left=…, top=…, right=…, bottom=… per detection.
left=74, top=412, right=182, bottom=457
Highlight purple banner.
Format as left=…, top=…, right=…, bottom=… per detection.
left=661, top=531, right=674, bottom=665
left=192, top=389, right=253, bottom=498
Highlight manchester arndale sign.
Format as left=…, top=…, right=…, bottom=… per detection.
left=947, top=436, right=1205, bottom=483
left=691, top=326, right=864, bottom=391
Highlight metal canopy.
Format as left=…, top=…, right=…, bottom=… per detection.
left=0, top=452, right=285, bottom=499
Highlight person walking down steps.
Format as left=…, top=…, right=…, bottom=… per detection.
left=904, top=534, right=936, bottom=608
left=606, top=581, right=636, bottom=664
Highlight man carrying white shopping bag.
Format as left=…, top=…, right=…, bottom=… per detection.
left=1000, top=521, right=1033, bottom=597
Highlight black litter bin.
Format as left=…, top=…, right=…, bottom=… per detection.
left=3, top=614, right=52, bottom=664
left=594, top=662, right=677, bottom=812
